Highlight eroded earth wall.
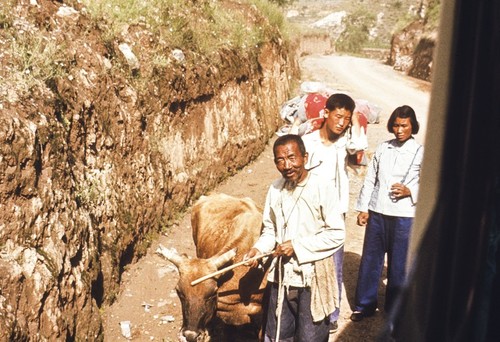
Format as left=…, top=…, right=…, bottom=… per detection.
left=0, top=1, right=298, bottom=340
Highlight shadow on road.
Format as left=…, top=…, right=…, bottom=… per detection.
left=333, top=251, right=389, bottom=341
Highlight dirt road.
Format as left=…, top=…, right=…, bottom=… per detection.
left=103, top=54, right=431, bottom=341
left=300, top=55, right=430, bottom=146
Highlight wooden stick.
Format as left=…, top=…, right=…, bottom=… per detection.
left=190, top=252, right=273, bottom=286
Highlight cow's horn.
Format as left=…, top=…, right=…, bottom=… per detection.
left=156, top=244, right=183, bottom=267
left=211, top=248, right=237, bottom=269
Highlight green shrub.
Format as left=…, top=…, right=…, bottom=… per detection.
left=392, top=12, right=418, bottom=34
left=0, top=0, right=15, bottom=29
left=425, top=0, right=441, bottom=30
left=336, top=8, right=376, bottom=53
left=251, top=0, right=286, bottom=29
left=392, top=1, right=403, bottom=10
left=268, top=0, right=296, bottom=5
left=3, top=32, right=67, bottom=99
left=80, top=0, right=286, bottom=55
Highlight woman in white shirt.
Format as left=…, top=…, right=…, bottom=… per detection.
left=351, top=105, right=423, bottom=322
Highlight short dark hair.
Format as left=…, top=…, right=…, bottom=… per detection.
left=387, top=105, right=420, bottom=134
left=273, top=134, right=306, bottom=157
left=325, top=93, right=356, bottom=113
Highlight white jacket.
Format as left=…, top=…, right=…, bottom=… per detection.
left=303, top=128, right=368, bottom=214
left=253, top=173, right=345, bottom=287
left=356, top=138, right=423, bottom=217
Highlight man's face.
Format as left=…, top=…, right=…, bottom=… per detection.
left=274, top=142, right=308, bottom=190
left=392, top=117, right=413, bottom=142
left=324, top=108, right=352, bottom=136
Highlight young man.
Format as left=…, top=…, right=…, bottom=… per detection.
left=245, top=134, right=345, bottom=342
left=301, top=93, right=368, bottom=332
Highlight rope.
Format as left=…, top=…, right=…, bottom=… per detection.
left=275, top=256, right=283, bottom=342
left=274, top=176, right=308, bottom=341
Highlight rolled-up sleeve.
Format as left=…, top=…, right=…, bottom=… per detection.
left=356, top=145, right=381, bottom=212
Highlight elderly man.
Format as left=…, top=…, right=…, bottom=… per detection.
left=245, top=134, right=345, bottom=342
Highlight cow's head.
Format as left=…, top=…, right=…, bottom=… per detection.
left=156, top=245, right=237, bottom=342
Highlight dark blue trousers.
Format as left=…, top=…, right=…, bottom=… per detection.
left=330, top=213, right=346, bottom=322
left=329, top=246, right=344, bottom=322
left=354, top=211, right=413, bottom=314
left=264, top=283, right=329, bottom=342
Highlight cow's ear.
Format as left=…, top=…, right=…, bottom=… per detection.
left=211, top=248, right=237, bottom=269
left=156, top=245, right=184, bottom=268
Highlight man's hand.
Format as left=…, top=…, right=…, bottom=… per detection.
left=357, top=212, right=369, bottom=226
left=274, top=240, right=294, bottom=257
left=243, top=248, right=261, bottom=268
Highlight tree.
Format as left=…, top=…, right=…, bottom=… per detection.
left=336, top=8, right=376, bottom=53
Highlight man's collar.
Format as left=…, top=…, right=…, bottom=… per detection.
left=297, top=172, right=311, bottom=187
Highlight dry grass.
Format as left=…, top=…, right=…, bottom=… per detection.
left=0, top=0, right=289, bottom=103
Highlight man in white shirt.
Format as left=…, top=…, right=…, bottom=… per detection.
left=302, top=93, right=368, bottom=332
left=245, top=134, right=345, bottom=342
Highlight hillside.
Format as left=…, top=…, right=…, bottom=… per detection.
left=288, top=0, right=428, bottom=45
left=0, top=1, right=297, bottom=340
left=287, top=0, right=439, bottom=81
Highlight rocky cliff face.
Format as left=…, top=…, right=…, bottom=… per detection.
left=388, top=20, right=436, bottom=82
left=387, top=0, right=439, bottom=82
left=0, top=1, right=298, bottom=340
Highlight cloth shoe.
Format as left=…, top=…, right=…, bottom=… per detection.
left=350, top=310, right=375, bottom=322
left=329, top=320, right=338, bottom=333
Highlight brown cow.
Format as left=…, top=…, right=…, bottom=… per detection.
left=156, top=193, right=268, bottom=342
